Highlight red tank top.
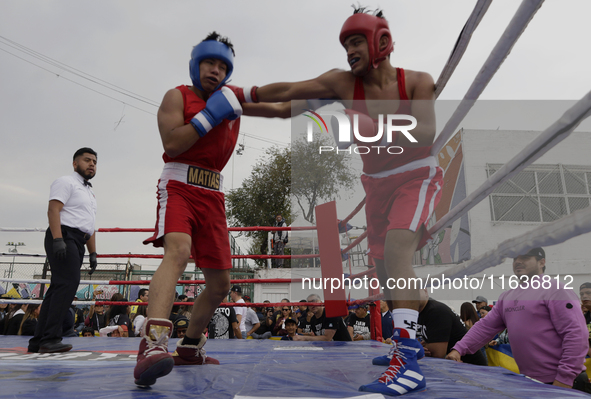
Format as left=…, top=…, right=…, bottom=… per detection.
left=162, top=85, right=241, bottom=173
left=352, top=68, right=432, bottom=174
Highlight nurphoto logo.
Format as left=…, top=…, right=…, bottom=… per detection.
left=303, top=109, right=418, bottom=154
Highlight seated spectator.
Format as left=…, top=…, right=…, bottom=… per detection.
left=580, top=282, right=591, bottom=329
left=489, top=329, right=509, bottom=346
left=86, top=303, right=107, bottom=333
left=105, top=294, right=134, bottom=337
left=130, top=288, right=149, bottom=316
left=347, top=304, right=371, bottom=341
left=252, top=307, right=274, bottom=339
left=297, top=307, right=315, bottom=337
left=273, top=298, right=290, bottom=322
left=243, top=306, right=261, bottom=339
left=580, top=282, right=591, bottom=358
left=479, top=305, right=492, bottom=318
left=18, top=304, right=40, bottom=336
left=254, top=304, right=265, bottom=322
left=131, top=304, right=147, bottom=336
left=280, top=317, right=298, bottom=341
left=71, top=297, right=85, bottom=333
left=178, top=294, right=193, bottom=320
left=81, top=327, right=94, bottom=337
left=173, top=317, right=189, bottom=339
left=62, top=306, right=77, bottom=337
left=417, top=289, right=487, bottom=365
left=273, top=305, right=293, bottom=336
left=0, top=296, right=9, bottom=332
left=472, top=295, right=488, bottom=312
left=5, top=303, right=27, bottom=335
left=169, top=303, right=182, bottom=324
left=460, top=302, right=480, bottom=330
left=380, top=300, right=393, bottom=343
left=85, top=290, right=107, bottom=333
left=293, top=294, right=351, bottom=342
left=208, top=306, right=241, bottom=339
left=100, top=324, right=129, bottom=337
left=294, top=299, right=308, bottom=322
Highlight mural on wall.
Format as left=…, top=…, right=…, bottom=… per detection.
left=4, top=283, right=118, bottom=300
left=420, top=130, right=471, bottom=265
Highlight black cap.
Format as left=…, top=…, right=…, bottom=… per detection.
left=519, top=247, right=545, bottom=259
left=230, top=285, right=242, bottom=294
left=284, top=317, right=297, bottom=325
left=174, top=317, right=189, bottom=329
left=580, top=282, right=591, bottom=290
left=243, top=295, right=251, bottom=302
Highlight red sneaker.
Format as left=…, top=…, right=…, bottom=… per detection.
left=173, top=335, right=219, bottom=365
left=134, top=318, right=175, bottom=387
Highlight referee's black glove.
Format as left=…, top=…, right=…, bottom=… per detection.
left=89, top=252, right=98, bottom=276
left=53, top=238, right=67, bottom=260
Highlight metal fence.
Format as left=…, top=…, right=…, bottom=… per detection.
left=1, top=260, right=254, bottom=301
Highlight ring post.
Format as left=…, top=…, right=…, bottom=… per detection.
left=315, top=201, right=348, bottom=317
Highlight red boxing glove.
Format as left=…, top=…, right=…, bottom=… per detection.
left=229, top=85, right=259, bottom=104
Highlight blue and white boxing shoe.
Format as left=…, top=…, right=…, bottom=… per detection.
left=372, top=328, right=425, bottom=366
left=360, top=329, right=426, bottom=396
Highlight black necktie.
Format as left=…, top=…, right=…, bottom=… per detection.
left=84, top=180, right=92, bottom=188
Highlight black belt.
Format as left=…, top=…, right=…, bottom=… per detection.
left=62, top=225, right=91, bottom=241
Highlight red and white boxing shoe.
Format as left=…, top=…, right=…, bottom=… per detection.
left=173, top=334, right=219, bottom=366
left=134, top=318, right=175, bottom=387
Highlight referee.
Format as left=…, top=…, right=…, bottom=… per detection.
left=28, top=148, right=99, bottom=353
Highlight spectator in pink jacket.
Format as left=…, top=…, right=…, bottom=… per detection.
left=446, top=248, right=588, bottom=391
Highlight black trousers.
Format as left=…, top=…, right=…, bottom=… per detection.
left=29, top=227, right=87, bottom=348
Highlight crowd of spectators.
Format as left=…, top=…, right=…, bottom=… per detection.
left=2, top=270, right=590, bottom=393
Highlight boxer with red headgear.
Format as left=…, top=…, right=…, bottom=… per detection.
left=251, top=6, right=442, bottom=396
left=136, top=32, right=295, bottom=387
left=339, top=11, right=394, bottom=72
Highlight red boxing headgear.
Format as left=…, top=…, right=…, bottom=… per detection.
left=339, top=13, right=394, bottom=72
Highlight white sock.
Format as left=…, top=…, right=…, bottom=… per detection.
left=391, top=309, right=418, bottom=340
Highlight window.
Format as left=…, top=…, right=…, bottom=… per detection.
left=487, top=164, right=591, bottom=222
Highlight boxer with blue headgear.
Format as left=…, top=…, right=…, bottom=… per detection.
left=135, top=30, right=296, bottom=388
left=189, top=35, right=234, bottom=91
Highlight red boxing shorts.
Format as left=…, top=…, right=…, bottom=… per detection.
left=361, top=156, right=444, bottom=260
left=143, top=163, right=232, bottom=270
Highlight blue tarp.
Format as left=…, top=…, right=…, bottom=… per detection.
left=0, top=336, right=588, bottom=398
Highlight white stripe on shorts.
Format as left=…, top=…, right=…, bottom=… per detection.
left=409, top=165, right=436, bottom=232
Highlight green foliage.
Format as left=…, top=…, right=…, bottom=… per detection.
left=292, top=135, right=356, bottom=223
left=226, top=147, right=291, bottom=266
left=226, top=135, right=356, bottom=267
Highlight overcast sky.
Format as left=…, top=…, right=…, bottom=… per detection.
left=1, top=0, right=590, bottom=268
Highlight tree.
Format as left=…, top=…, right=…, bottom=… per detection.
left=226, top=147, right=292, bottom=266
left=226, top=136, right=356, bottom=267
left=292, top=135, right=356, bottom=223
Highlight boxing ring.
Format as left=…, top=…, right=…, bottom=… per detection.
left=2, top=1, right=591, bottom=397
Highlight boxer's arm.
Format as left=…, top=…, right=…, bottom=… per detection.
left=403, top=71, right=436, bottom=148
left=158, top=88, right=203, bottom=158
left=256, top=69, right=345, bottom=102
left=242, top=100, right=308, bottom=118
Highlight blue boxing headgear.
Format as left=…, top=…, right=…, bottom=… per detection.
left=190, top=40, right=234, bottom=91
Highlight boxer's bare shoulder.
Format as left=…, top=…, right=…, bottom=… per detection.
left=402, top=69, right=436, bottom=101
